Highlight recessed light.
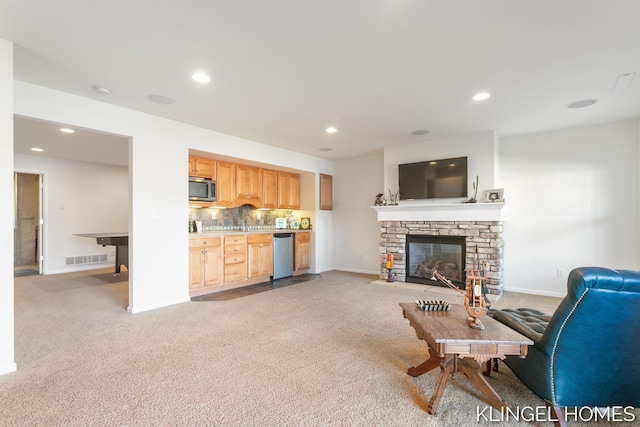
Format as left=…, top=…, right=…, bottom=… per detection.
left=31, top=148, right=44, bottom=152
left=192, top=72, right=211, bottom=83
left=147, top=94, right=175, bottom=104
left=325, top=127, right=337, bottom=133
left=472, top=92, right=491, bottom=101
left=318, top=147, right=333, bottom=151
left=567, top=99, right=597, bottom=109
left=411, top=130, right=430, bottom=135
left=60, top=128, right=75, bottom=134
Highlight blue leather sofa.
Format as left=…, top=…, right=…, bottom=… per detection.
left=490, top=267, right=640, bottom=412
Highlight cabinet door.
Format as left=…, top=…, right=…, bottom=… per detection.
left=203, top=246, right=222, bottom=286
left=319, top=173, right=332, bottom=210
left=189, top=247, right=205, bottom=289
left=216, top=162, right=236, bottom=207
left=295, top=232, right=310, bottom=271
left=235, top=165, right=263, bottom=205
left=260, top=242, right=273, bottom=276
left=262, top=169, right=278, bottom=209
left=189, top=156, right=215, bottom=179
left=248, top=234, right=273, bottom=278
left=277, top=172, right=301, bottom=210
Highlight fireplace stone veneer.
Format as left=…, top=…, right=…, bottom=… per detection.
left=379, top=220, right=504, bottom=296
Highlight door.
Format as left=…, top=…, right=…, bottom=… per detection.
left=14, top=172, right=43, bottom=276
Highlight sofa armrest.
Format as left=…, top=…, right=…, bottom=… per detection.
left=489, top=308, right=550, bottom=347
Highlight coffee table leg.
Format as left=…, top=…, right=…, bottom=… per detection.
left=408, top=346, right=441, bottom=377
left=459, top=357, right=507, bottom=411
left=426, top=354, right=455, bottom=415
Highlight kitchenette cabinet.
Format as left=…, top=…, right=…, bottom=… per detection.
left=248, top=233, right=273, bottom=278
left=216, top=161, right=236, bottom=207
left=189, top=156, right=216, bottom=179
left=277, top=172, right=300, bottom=210
left=262, top=169, right=278, bottom=209
left=235, top=164, right=263, bottom=206
left=295, top=231, right=310, bottom=271
left=223, top=234, right=247, bottom=283
left=189, top=231, right=310, bottom=297
left=189, top=237, right=222, bottom=290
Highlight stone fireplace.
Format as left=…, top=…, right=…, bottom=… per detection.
left=373, top=204, right=505, bottom=296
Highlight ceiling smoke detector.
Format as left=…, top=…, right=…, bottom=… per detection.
left=94, top=86, right=111, bottom=96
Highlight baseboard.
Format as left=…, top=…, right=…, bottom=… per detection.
left=0, top=361, right=17, bottom=376
left=503, top=286, right=565, bottom=298
left=127, top=296, right=190, bottom=314
left=333, top=267, right=379, bottom=275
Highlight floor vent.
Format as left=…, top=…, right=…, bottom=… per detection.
left=65, top=254, right=109, bottom=266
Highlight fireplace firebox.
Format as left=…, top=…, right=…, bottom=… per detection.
left=406, top=235, right=466, bottom=287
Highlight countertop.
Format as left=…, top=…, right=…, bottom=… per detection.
left=189, top=228, right=310, bottom=238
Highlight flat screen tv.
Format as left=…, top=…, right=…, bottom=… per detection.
left=399, top=156, right=467, bottom=200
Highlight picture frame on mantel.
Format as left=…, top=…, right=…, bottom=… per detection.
left=484, top=188, right=504, bottom=203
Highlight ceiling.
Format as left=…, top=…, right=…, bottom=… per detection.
left=4, top=0, right=640, bottom=163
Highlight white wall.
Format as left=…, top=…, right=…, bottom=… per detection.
left=12, top=80, right=335, bottom=316
left=14, top=154, right=129, bottom=274
left=332, top=124, right=640, bottom=296
left=384, top=131, right=498, bottom=203
left=0, top=40, right=17, bottom=375
left=333, top=152, right=384, bottom=274
left=500, top=119, right=640, bottom=295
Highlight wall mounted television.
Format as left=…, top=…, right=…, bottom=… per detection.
left=398, top=156, right=468, bottom=200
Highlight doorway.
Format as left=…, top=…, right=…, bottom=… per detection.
left=14, top=172, right=42, bottom=277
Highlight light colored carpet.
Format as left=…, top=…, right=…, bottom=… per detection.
left=1, top=269, right=628, bottom=426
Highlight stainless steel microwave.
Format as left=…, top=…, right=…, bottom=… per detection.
left=189, top=177, right=216, bottom=202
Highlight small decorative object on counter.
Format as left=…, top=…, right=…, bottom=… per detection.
left=386, top=254, right=395, bottom=282
left=300, top=217, right=310, bottom=230
left=189, top=220, right=195, bottom=233
left=374, top=193, right=386, bottom=206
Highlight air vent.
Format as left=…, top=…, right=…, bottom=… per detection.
left=65, top=254, right=109, bottom=266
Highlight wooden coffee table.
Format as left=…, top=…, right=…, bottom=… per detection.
left=399, top=302, right=533, bottom=414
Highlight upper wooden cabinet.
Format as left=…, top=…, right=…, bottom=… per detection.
left=216, top=161, right=236, bottom=207
left=277, top=172, right=300, bottom=210
left=188, top=157, right=300, bottom=210
left=262, top=169, right=278, bottom=209
left=235, top=164, right=263, bottom=206
left=189, top=156, right=216, bottom=179
left=319, top=173, right=333, bottom=210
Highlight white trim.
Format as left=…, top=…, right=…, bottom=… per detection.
left=371, top=202, right=505, bottom=222
left=0, top=362, right=17, bottom=376
left=127, top=296, right=190, bottom=314
left=503, top=286, right=566, bottom=298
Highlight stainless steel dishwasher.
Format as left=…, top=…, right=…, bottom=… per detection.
left=273, top=233, right=294, bottom=279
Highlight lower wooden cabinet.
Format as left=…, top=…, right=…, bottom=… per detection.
left=224, top=235, right=247, bottom=282
left=295, top=231, right=311, bottom=271
left=189, top=237, right=222, bottom=290
left=248, top=234, right=273, bottom=278
left=190, top=231, right=309, bottom=296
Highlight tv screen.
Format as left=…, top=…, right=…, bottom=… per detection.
left=399, top=157, right=468, bottom=200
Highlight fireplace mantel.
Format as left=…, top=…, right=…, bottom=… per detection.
left=371, top=203, right=505, bottom=222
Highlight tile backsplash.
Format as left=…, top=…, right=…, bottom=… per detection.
left=189, top=205, right=297, bottom=232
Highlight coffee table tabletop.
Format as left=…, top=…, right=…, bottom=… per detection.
left=400, top=302, right=533, bottom=414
